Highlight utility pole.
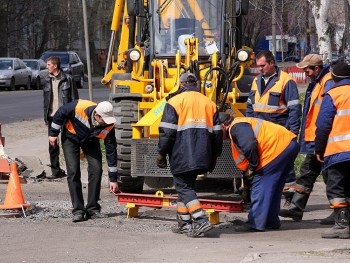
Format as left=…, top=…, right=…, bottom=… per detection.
left=82, top=0, right=93, bottom=101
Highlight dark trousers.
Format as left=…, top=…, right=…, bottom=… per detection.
left=173, top=171, right=208, bottom=224
left=247, top=140, right=299, bottom=230
left=294, top=154, right=322, bottom=194
left=47, top=117, right=62, bottom=176
left=326, top=161, right=350, bottom=208
left=61, top=133, right=103, bottom=215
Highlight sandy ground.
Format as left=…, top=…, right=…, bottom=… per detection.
left=0, top=119, right=350, bottom=263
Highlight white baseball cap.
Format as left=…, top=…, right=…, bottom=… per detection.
left=95, top=101, right=116, bottom=124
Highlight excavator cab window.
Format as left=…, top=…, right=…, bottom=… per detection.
left=152, top=0, right=223, bottom=57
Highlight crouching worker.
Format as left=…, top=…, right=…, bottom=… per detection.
left=222, top=116, right=299, bottom=231
left=49, top=99, right=120, bottom=222
left=156, top=72, right=223, bottom=237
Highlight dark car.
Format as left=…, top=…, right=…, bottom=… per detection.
left=22, top=59, right=49, bottom=90
left=39, top=51, right=85, bottom=89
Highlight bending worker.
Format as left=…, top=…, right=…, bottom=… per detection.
left=49, top=99, right=119, bottom=222
left=246, top=50, right=302, bottom=207
left=222, top=116, right=299, bottom=232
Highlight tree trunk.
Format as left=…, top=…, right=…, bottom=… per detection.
left=308, top=0, right=332, bottom=62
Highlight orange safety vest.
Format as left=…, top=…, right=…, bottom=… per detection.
left=169, top=91, right=218, bottom=130
left=229, top=117, right=296, bottom=171
left=251, top=71, right=293, bottom=114
left=324, top=85, right=350, bottom=157
left=304, top=72, right=332, bottom=141
left=65, top=100, right=114, bottom=139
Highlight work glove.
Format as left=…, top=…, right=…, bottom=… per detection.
left=209, top=157, right=217, bottom=173
left=156, top=153, right=167, bottom=168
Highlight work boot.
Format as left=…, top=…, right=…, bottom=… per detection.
left=322, top=208, right=350, bottom=239
left=281, top=191, right=294, bottom=208
left=171, top=223, right=193, bottom=234
left=320, top=211, right=336, bottom=225
left=187, top=221, right=213, bottom=237
left=172, top=215, right=192, bottom=234
left=279, top=192, right=309, bottom=222
left=72, top=212, right=86, bottom=223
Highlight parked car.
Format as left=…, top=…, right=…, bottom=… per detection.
left=39, top=51, right=85, bottom=89
left=0, top=57, right=32, bottom=91
left=22, top=59, right=49, bottom=90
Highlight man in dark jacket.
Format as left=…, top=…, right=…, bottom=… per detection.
left=157, top=72, right=223, bottom=237
left=49, top=99, right=119, bottom=222
left=43, top=56, right=79, bottom=179
left=315, top=62, right=350, bottom=239
left=279, top=54, right=334, bottom=223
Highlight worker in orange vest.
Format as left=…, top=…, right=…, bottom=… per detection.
left=315, top=62, right=350, bottom=239
left=279, top=54, right=334, bottom=223
left=246, top=50, right=302, bottom=207
left=222, top=116, right=299, bottom=231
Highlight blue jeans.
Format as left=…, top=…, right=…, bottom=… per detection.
left=61, top=133, right=102, bottom=215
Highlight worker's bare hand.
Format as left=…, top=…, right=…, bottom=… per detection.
left=109, top=182, right=120, bottom=194
left=48, top=136, right=58, bottom=148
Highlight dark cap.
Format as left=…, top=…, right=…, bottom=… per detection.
left=331, top=62, right=350, bottom=79
left=180, top=72, right=197, bottom=83
left=219, top=112, right=234, bottom=125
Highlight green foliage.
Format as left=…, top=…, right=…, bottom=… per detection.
left=294, top=88, right=305, bottom=177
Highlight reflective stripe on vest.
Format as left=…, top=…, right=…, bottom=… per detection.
left=251, top=71, right=294, bottom=114
left=228, top=118, right=263, bottom=171
left=325, top=85, right=350, bottom=157
left=96, top=125, right=114, bottom=139
left=305, top=72, right=332, bottom=141
left=229, top=117, right=296, bottom=171
left=65, top=100, right=114, bottom=140
left=65, top=100, right=96, bottom=135
left=167, top=90, right=217, bottom=133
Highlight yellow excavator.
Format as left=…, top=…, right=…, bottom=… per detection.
left=101, top=0, right=253, bottom=193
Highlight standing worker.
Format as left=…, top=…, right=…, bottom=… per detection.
left=222, top=116, right=299, bottom=232
left=43, top=56, right=79, bottom=179
left=98, top=49, right=107, bottom=74
left=315, top=62, right=350, bottom=239
left=49, top=99, right=120, bottom=222
left=279, top=54, right=334, bottom=222
left=157, top=72, right=223, bottom=237
left=246, top=50, right=302, bottom=206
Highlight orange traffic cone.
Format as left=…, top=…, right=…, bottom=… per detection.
left=0, top=162, right=30, bottom=210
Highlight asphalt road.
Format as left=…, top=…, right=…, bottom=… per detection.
left=1, top=75, right=348, bottom=263
left=0, top=77, right=111, bottom=124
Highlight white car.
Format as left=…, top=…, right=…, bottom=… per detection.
left=23, top=59, right=49, bottom=90
left=0, top=58, right=32, bottom=91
